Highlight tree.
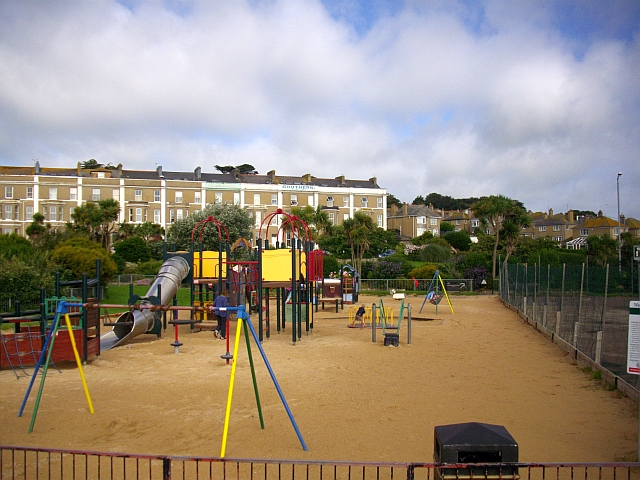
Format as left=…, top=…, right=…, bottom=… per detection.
left=440, top=221, right=455, bottom=234
left=291, top=206, right=333, bottom=240
left=444, top=230, right=472, bottom=251
left=500, top=209, right=532, bottom=265
left=52, top=238, right=117, bottom=282
left=342, top=212, right=376, bottom=277
left=166, top=203, right=253, bottom=251
left=25, top=212, right=48, bottom=247
left=71, top=199, right=119, bottom=249
left=214, top=164, right=258, bottom=174
left=0, top=233, right=33, bottom=260
left=81, top=159, right=103, bottom=169
left=473, top=195, right=528, bottom=279
left=387, top=194, right=402, bottom=208
left=134, top=222, right=164, bottom=242
left=586, top=234, right=618, bottom=268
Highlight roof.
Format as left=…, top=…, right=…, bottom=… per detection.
left=388, top=204, right=441, bottom=218
left=577, top=215, right=619, bottom=228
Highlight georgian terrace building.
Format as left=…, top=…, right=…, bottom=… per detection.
left=0, top=163, right=387, bottom=245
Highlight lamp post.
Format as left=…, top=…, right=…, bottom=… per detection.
left=617, top=172, right=622, bottom=274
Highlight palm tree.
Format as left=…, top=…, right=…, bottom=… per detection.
left=473, top=195, right=528, bottom=279
left=342, top=211, right=375, bottom=277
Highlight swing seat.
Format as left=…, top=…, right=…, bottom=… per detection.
left=427, top=291, right=442, bottom=305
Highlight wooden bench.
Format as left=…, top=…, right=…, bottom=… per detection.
left=316, top=298, right=340, bottom=313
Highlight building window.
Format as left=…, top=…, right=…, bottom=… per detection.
left=553, top=236, right=563, bottom=242
left=613, top=227, right=619, bottom=235
left=539, top=226, right=546, bottom=232
left=92, top=188, right=100, bottom=201
left=455, top=220, right=461, bottom=226
left=42, top=206, right=47, bottom=217
left=154, top=190, right=161, bottom=202
left=69, top=207, right=75, bottom=218
left=4, top=205, right=11, bottom=219
left=154, top=209, right=161, bottom=224
left=416, top=216, right=426, bottom=224
left=343, top=213, right=349, bottom=221
left=97, top=172, right=105, bottom=178
left=377, top=197, right=383, bottom=208
left=329, top=212, right=335, bottom=224
left=134, top=208, right=142, bottom=222
left=177, top=209, right=183, bottom=220
left=195, top=191, right=201, bottom=204
left=343, top=196, right=349, bottom=207
left=27, top=186, right=33, bottom=199
left=290, top=194, right=298, bottom=206
left=233, top=192, right=240, bottom=205
left=26, top=206, right=33, bottom=221
left=580, top=229, right=588, bottom=236
left=308, top=195, right=314, bottom=207
left=377, top=214, right=383, bottom=227
left=471, top=220, right=479, bottom=228
left=170, top=209, right=175, bottom=223
left=430, top=218, right=438, bottom=226
left=135, top=189, right=142, bottom=201
left=215, top=192, right=223, bottom=203
left=271, top=194, right=277, bottom=205
left=5, top=186, right=12, bottom=198
left=553, top=225, right=561, bottom=231
left=70, top=188, right=77, bottom=201
left=254, top=193, right=261, bottom=206
left=255, top=210, right=262, bottom=227
left=59, top=206, right=63, bottom=221
left=48, top=188, right=57, bottom=200
left=175, top=191, right=182, bottom=203
left=417, top=226, right=426, bottom=236
left=327, top=196, right=334, bottom=207
left=50, top=207, right=56, bottom=221
left=361, top=197, right=368, bottom=207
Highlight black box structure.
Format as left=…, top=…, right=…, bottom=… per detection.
left=434, top=422, right=518, bottom=480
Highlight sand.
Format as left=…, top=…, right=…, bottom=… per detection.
left=0, top=295, right=637, bottom=463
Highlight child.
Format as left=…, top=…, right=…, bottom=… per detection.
left=353, top=305, right=366, bottom=328
left=213, top=294, right=228, bottom=339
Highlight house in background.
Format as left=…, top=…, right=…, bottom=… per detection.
left=624, top=216, right=640, bottom=239
left=566, top=210, right=628, bottom=249
left=387, top=203, right=441, bottom=240
left=441, top=209, right=482, bottom=235
left=521, top=209, right=577, bottom=244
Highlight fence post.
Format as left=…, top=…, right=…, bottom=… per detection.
left=545, top=264, right=550, bottom=327
left=407, top=304, right=412, bottom=345
left=371, top=303, right=377, bottom=343
left=600, top=264, right=609, bottom=351
left=555, top=311, right=561, bottom=337
left=163, top=457, right=172, bottom=480
left=560, top=264, right=565, bottom=329
left=595, top=331, right=603, bottom=365
left=573, top=321, right=579, bottom=348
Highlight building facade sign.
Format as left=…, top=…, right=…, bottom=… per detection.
left=281, top=185, right=316, bottom=191
left=205, top=182, right=240, bottom=191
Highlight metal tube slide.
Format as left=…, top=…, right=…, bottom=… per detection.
left=100, top=256, right=190, bottom=351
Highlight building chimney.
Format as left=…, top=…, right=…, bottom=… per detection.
left=402, top=202, right=408, bottom=216
left=116, top=163, right=123, bottom=177
left=369, top=176, right=378, bottom=186
left=35, top=161, right=40, bottom=174
left=621, top=214, right=626, bottom=225
left=157, top=165, right=163, bottom=177
left=568, top=210, right=574, bottom=223
left=549, top=208, right=553, bottom=216
left=335, top=175, right=345, bottom=185
left=194, top=166, right=201, bottom=179
left=598, top=210, right=603, bottom=217
left=302, top=173, right=312, bottom=183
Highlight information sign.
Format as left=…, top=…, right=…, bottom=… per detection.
left=634, top=245, right=640, bottom=261
left=627, top=301, right=640, bottom=374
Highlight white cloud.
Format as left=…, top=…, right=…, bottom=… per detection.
left=0, top=0, right=639, bottom=218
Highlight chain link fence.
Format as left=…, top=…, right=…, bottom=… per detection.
left=500, top=262, right=640, bottom=388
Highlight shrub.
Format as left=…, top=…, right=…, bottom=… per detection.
left=367, top=260, right=404, bottom=279
left=418, top=244, right=451, bottom=262
left=52, top=242, right=117, bottom=283
left=408, top=264, right=438, bottom=279
left=137, top=259, right=164, bottom=276
left=114, top=237, right=151, bottom=263
left=0, top=257, right=55, bottom=305
left=322, top=255, right=341, bottom=278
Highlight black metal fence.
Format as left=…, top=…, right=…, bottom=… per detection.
left=500, top=262, right=640, bottom=388
left=2, top=445, right=639, bottom=480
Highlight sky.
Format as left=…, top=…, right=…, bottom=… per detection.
left=1, top=0, right=639, bottom=219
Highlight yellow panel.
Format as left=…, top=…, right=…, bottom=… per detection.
left=262, top=249, right=306, bottom=282
left=193, top=251, right=227, bottom=278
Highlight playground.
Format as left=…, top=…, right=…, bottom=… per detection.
left=0, top=294, right=637, bottom=463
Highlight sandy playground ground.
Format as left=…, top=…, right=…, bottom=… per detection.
left=0, top=294, right=637, bottom=463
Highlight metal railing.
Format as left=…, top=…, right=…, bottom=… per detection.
left=2, top=446, right=638, bottom=480
left=359, top=278, right=474, bottom=293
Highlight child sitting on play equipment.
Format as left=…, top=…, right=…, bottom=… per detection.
left=352, top=305, right=366, bottom=328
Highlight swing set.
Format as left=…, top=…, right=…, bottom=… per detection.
left=419, top=270, right=454, bottom=315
